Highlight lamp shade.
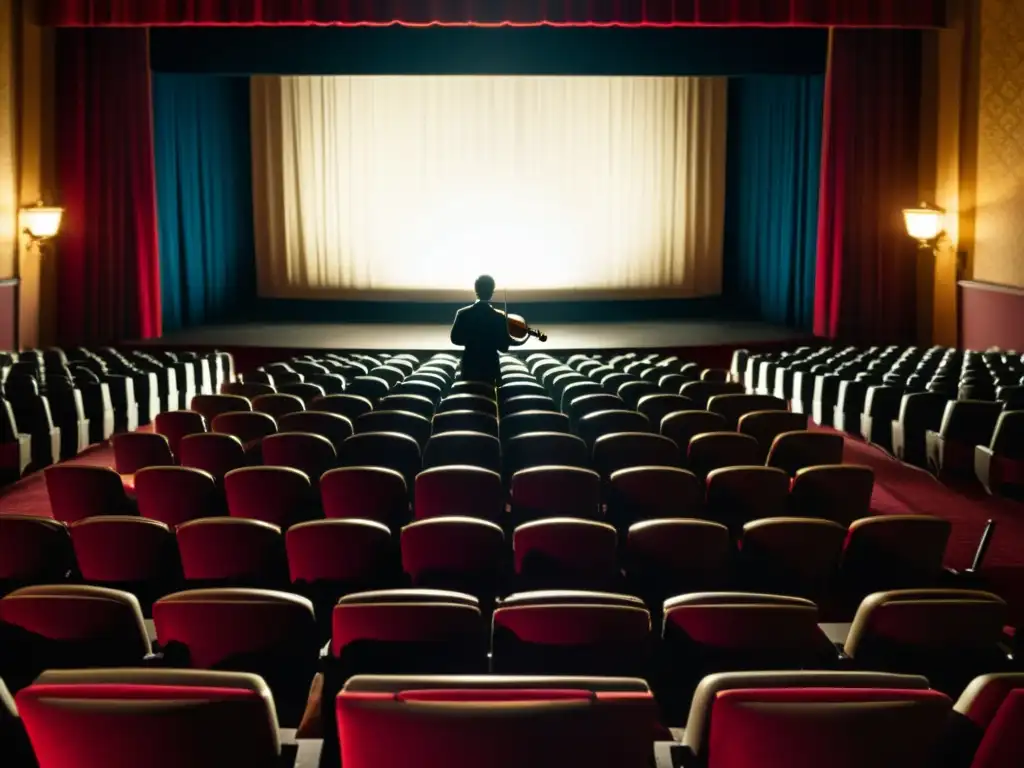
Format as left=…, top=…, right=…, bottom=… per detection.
left=903, top=205, right=944, bottom=242
left=20, top=205, right=63, bottom=239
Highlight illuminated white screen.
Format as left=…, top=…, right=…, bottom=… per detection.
left=251, top=75, right=727, bottom=300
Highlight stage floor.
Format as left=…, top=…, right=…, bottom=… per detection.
left=145, top=319, right=807, bottom=353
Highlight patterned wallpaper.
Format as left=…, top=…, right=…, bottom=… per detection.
left=0, top=0, right=16, bottom=279
left=975, top=0, right=1024, bottom=288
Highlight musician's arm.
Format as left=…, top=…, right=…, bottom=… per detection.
left=450, top=312, right=467, bottom=346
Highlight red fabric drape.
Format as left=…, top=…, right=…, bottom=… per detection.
left=42, top=0, right=946, bottom=28
left=813, top=29, right=923, bottom=344
left=56, top=28, right=162, bottom=345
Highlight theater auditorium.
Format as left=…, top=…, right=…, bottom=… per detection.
left=2, top=1, right=1024, bottom=767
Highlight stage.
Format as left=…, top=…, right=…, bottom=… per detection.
left=132, top=318, right=812, bottom=371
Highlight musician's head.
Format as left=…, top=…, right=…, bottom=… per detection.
left=474, top=274, right=496, bottom=301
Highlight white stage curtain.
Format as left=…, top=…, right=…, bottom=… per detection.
left=250, top=75, right=727, bottom=301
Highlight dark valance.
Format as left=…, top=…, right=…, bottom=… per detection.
left=42, top=0, right=947, bottom=28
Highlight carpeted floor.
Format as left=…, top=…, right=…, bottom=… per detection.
left=3, top=428, right=1023, bottom=621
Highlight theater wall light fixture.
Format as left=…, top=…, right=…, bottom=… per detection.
left=20, top=201, right=64, bottom=249
left=903, top=203, right=945, bottom=247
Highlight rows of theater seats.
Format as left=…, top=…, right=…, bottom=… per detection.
left=734, top=345, right=1024, bottom=497
left=4, top=667, right=1021, bottom=768
left=0, top=347, right=228, bottom=486
left=2, top=348, right=1021, bottom=767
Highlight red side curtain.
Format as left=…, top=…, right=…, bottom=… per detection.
left=56, top=28, right=161, bottom=345
left=42, top=0, right=946, bottom=28
left=813, top=30, right=923, bottom=344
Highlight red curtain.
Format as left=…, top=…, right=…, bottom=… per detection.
left=42, top=0, right=946, bottom=28
left=56, top=29, right=162, bottom=345
left=813, top=30, right=923, bottom=344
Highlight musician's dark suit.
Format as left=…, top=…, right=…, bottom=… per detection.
left=450, top=300, right=512, bottom=384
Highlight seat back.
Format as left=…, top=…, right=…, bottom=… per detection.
left=789, top=465, right=874, bottom=526
left=251, top=393, right=305, bottom=419
left=513, top=518, right=618, bottom=591
left=153, top=410, right=206, bottom=458
left=211, top=411, right=278, bottom=445
left=501, top=395, right=558, bottom=417
left=134, top=466, right=220, bottom=526
left=70, top=516, right=178, bottom=589
left=636, top=394, right=695, bottom=430
left=739, top=518, right=846, bottom=601
left=320, top=466, right=409, bottom=527
left=401, top=517, right=506, bottom=596
left=422, top=431, right=502, bottom=473
left=190, top=394, right=251, bottom=423
left=707, top=394, right=788, bottom=429
left=627, top=520, right=732, bottom=598
left=17, top=669, right=281, bottom=768
left=687, top=433, right=762, bottom=479
left=431, top=409, right=498, bottom=437
left=841, top=515, right=951, bottom=594
left=311, top=394, right=374, bottom=421
left=262, top=432, right=337, bottom=485
left=111, top=432, right=174, bottom=474
left=661, top=410, right=730, bottom=453
left=737, top=410, right=810, bottom=458
left=500, top=411, right=569, bottom=443
left=339, top=432, right=422, bottom=488
left=44, top=465, right=130, bottom=523
left=336, top=682, right=656, bottom=768
left=414, top=465, right=504, bottom=522
left=277, top=411, right=353, bottom=452
left=0, top=516, right=73, bottom=590
left=577, top=410, right=651, bottom=449
left=510, top=465, right=601, bottom=524
left=766, top=431, right=846, bottom=476
left=176, top=518, right=286, bottom=588
left=606, top=466, right=703, bottom=529
left=224, top=466, right=314, bottom=527
left=954, top=674, right=1024, bottom=768
left=179, top=433, right=246, bottom=481
left=592, top=432, right=679, bottom=478
left=705, top=466, right=791, bottom=534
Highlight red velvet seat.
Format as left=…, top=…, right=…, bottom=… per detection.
left=357, top=410, right=431, bottom=450
left=17, top=669, right=282, bottom=768
left=500, top=394, right=558, bottom=417
left=152, top=588, right=317, bottom=720
left=422, top=431, right=501, bottom=473
left=320, top=466, right=409, bottom=528
left=679, top=380, right=745, bottom=408
left=844, top=589, right=1010, bottom=696
left=626, top=519, right=732, bottom=608
left=679, top=670, right=937, bottom=768
left=577, top=410, right=651, bottom=450
left=0, top=516, right=74, bottom=594
left=251, top=393, right=305, bottom=419
left=224, top=466, right=314, bottom=527
left=789, top=464, right=874, bottom=526
left=111, top=432, right=174, bottom=474
left=339, top=432, right=422, bottom=489
left=839, top=515, right=951, bottom=599
left=606, top=466, right=703, bottom=530
left=504, top=432, right=589, bottom=478
left=178, top=432, right=247, bottom=481
left=44, top=465, right=133, bottom=523
left=134, top=466, right=220, bottom=526
left=738, top=517, right=845, bottom=603
left=278, top=382, right=327, bottom=407
left=499, top=411, right=568, bottom=444
left=287, top=519, right=398, bottom=611
left=661, top=410, right=729, bottom=459
left=737, top=410, right=810, bottom=459
left=702, top=685, right=950, bottom=768
left=592, top=432, right=679, bottom=479
left=661, top=593, right=839, bottom=719
left=153, top=410, right=206, bottom=460
left=176, top=518, right=287, bottom=589
left=401, top=517, right=506, bottom=601
left=210, top=411, right=277, bottom=460
left=766, top=430, right=845, bottom=476
left=636, top=394, right=696, bottom=431
left=220, top=380, right=275, bottom=398
left=333, top=679, right=647, bottom=768
left=491, top=590, right=651, bottom=679
left=954, top=673, right=1024, bottom=768
left=435, top=393, right=496, bottom=417
left=190, top=394, right=251, bottom=424
left=926, top=400, right=1003, bottom=481
left=311, top=393, right=374, bottom=421
left=378, top=393, right=435, bottom=420
left=277, top=411, right=353, bottom=453
left=510, top=465, right=601, bottom=525
left=706, top=393, right=788, bottom=430
left=0, top=585, right=150, bottom=692
left=513, top=518, right=619, bottom=592
left=262, top=432, right=337, bottom=486
left=687, top=433, right=762, bottom=481
left=431, top=409, right=499, bottom=438
left=414, top=465, right=504, bottom=523
left=70, top=517, right=180, bottom=609
left=975, top=411, right=1024, bottom=497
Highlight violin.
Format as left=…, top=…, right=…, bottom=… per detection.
left=499, top=310, right=548, bottom=343
left=498, top=288, right=548, bottom=343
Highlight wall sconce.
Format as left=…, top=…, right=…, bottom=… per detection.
left=903, top=203, right=946, bottom=247
left=19, top=202, right=64, bottom=249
